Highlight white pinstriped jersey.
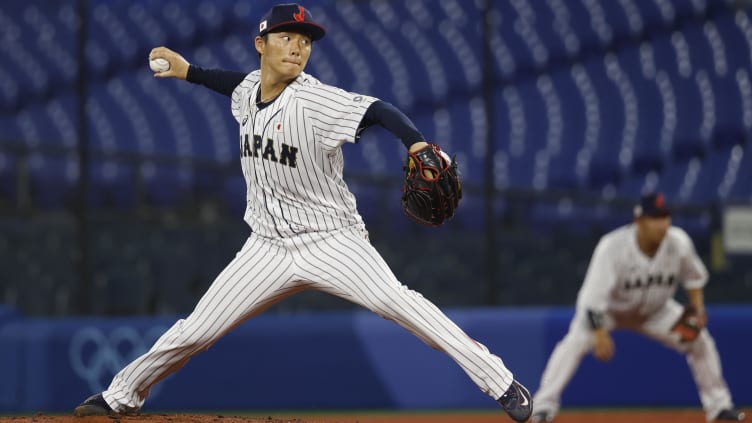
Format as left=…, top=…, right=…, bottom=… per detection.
left=576, top=225, right=708, bottom=316
left=535, top=224, right=734, bottom=418
left=98, top=44, right=520, bottom=413
left=231, top=70, right=376, bottom=238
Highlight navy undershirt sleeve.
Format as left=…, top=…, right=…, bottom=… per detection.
left=361, top=100, right=424, bottom=149
left=186, top=65, right=247, bottom=97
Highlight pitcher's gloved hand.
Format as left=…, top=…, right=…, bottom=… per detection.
left=401, top=144, right=462, bottom=226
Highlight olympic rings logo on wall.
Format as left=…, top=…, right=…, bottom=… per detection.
left=68, top=325, right=168, bottom=394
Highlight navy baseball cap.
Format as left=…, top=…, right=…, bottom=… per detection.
left=258, top=4, right=326, bottom=41
left=633, top=192, right=671, bottom=218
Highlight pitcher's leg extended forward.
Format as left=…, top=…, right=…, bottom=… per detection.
left=292, top=228, right=516, bottom=401
left=101, top=235, right=299, bottom=413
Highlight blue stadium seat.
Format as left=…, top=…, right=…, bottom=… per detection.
left=141, top=163, right=194, bottom=207
left=180, top=0, right=230, bottom=41
left=442, top=100, right=482, bottom=184
left=355, top=3, right=434, bottom=105
left=710, top=73, right=745, bottom=148
left=504, top=150, right=536, bottom=190
left=690, top=145, right=736, bottom=203
left=123, top=2, right=168, bottom=53
left=718, top=9, right=751, bottom=71
left=492, top=1, right=539, bottom=72
left=0, top=34, right=52, bottom=100
left=46, top=92, right=79, bottom=149
left=25, top=5, right=77, bottom=87
left=628, top=70, right=666, bottom=178
left=0, top=60, right=21, bottom=111
left=578, top=0, right=618, bottom=48
left=620, top=170, right=656, bottom=198
left=87, top=90, right=126, bottom=156
left=93, top=3, right=141, bottom=66
left=97, top=77, right=158, bottom=155
left=651, top=31, right=682, bottom=78
left=674, top=0, right=709, bottom=20
left=712, top=126, right=745, bottom=151
left=0, top=0, right=748, bottom=221
left=529, top=0, right=574, bottom=60
left=545, top=68, right=586, bottom=190
left=557, top=0, right=605, bottom=54
left=617, top=45, right=668, bottom=176
left=627, top=0, right=660, bottom=36
left=122, top=73, right=195, bottom=158
left=655, top=157, right=694, bottom=199
left=583, top=57, right=624, bottom=171
left=671, top=74, right=707, bottom=160
left=13, top=101, right=66, bottom=151
left=680, top=18, right=714, bottom=73
left=600, top=0, right=639, bottom=43
left=27, top=153, right=79, bottom=209
left=587, top=149, right=623, bottom=191
left=518, top=77, right=549, bottom=154
left=724, top=143, right=752, bottom=201
left=323, top=2, right=413, bottom=109
left=88, top=160, right=138, bottom=210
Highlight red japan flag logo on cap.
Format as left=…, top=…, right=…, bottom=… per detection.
left=259, top=20, right=268, bottom=32
left=293, top=6, right=305, bottom=22
left=655, top=193, right=665, bottom=208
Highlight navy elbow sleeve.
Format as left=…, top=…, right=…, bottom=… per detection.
left=362, top=100, right=424, bottom=148
left=187, top=65, right=246, bottom=97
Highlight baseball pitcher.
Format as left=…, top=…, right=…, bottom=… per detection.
left=73, top=4, right=531, bottom=422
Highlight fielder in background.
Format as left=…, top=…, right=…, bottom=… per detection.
left=531, top=193, right=745, bottom=423
left=73, top=3, right=531, bottom=422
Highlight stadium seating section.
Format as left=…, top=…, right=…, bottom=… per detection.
left=2, top=0, right=752, bottom=314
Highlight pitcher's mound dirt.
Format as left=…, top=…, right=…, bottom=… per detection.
left=0, top=409, right=742, bottom=423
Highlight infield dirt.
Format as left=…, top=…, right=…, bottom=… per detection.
left=0, top=408, right=742, bottom=423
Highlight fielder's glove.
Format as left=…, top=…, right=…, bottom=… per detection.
left=401, top=144, right=462, bottom=226
left=671, top=305, right=702, bottom=342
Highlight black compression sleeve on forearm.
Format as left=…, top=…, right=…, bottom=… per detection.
left=361, top=100, right=424, bottom=149
left=186, top=65, right=247, bottom=97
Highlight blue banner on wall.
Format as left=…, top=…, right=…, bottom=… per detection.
left=0, top=306, right=749, bottom=413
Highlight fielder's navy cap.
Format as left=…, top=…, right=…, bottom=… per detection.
left=258, top=4, right=326, bottom=41
left=634, top=192, right=671, bottom=218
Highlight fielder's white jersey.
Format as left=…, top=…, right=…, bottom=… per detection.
left=576, top=224, right=708, bottom=316
left=231, top=70, right=376, bottom=238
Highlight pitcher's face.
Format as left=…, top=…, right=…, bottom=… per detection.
left=257, top=31, right=312, bottom=81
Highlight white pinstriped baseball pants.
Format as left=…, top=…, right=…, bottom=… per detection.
left=533, top=301, right=735, bottom=422
left=102, top=225, right=514, bottom=412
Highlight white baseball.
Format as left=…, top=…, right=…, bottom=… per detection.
left=438, top=150, right=451, bottom=165
left=149, top=58, right=170, bottom=73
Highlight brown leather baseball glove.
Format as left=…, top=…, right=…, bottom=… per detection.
left=400, top=144, right=462, bottom=226
left=671, top=305, right=702, bottom=342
